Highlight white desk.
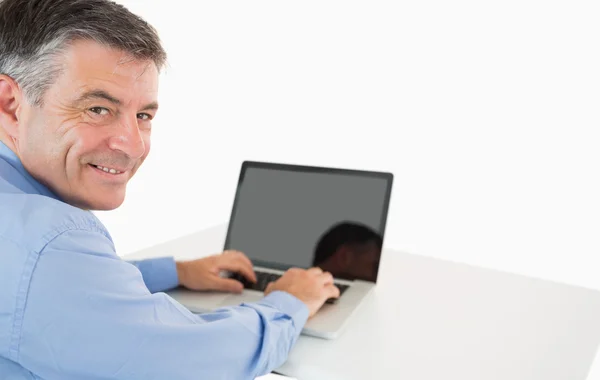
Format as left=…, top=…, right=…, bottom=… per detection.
left=125, top=224, right=600, bottom=380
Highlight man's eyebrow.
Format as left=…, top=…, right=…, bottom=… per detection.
left=75, top=90, right=122, bottom=106
left=75, top=89, right=159, bottom=111
left=140, top=101, right=159, bottom=112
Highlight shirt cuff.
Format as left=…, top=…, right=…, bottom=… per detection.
left=253, top=291, right=310, bottom=330
left=132, top=257, right=180, bottom=293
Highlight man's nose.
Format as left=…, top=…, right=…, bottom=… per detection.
left=107, top=115, right=146, bottom=159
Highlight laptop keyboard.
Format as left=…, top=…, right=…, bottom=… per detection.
left=229, top=270, right=350, bottom=304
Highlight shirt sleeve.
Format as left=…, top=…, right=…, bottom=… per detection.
left=17, top=228, right=309, bottom=380
left=127, top=256, right=180, bottom=293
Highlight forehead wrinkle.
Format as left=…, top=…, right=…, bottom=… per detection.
left=110, top=52, right=152, bottom=81
left=136, top=63, right=151, bottom=81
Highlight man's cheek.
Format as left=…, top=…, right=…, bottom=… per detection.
left=144, top=137, right=151, bottom=156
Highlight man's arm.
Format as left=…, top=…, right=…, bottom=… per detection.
left=18, top=229, right=309, bottom=380
left=127, top=250, right=258, bottom=294
left=127, top=256, right=180, bottom=293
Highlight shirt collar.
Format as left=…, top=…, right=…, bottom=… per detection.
left=0, top=140, right=60, bottom=200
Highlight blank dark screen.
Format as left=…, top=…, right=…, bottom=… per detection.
left=225, top=165, right=390, bottom=282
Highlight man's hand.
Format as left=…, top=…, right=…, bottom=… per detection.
left=265, top=267, right=340, bottom=318
left=175, top=250, right=257, bottom=293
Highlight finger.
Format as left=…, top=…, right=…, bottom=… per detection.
left=319, top=271, right=334, bottom=285
left=222, top=249, right=244, bottom=259
left=222, top=250, right=255, bottom=275
left=265, top=281, right=275, bottom=294
left=326, top=283, right=341, bottom=299
left=222, top=249, right=245, bottom=258
left=212, top=277, right=244, bottom=293
left=219, top=255, right=257, bottom=283
left=231, top=250, right=254, bottom=272
left=308, top=267, right=323, bottom=275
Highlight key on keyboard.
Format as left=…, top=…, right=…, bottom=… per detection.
left=230, top=271, right=349, bottom=304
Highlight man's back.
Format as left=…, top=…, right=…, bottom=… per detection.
left=0, top=145, right=116, bottom=378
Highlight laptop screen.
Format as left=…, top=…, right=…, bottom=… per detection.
left=224, top=162, right=392, bottom=282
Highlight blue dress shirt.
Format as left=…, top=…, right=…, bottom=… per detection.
left=0, top=141, right=309, bottom=379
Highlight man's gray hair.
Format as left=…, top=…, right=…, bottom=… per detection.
left=0, top=0, right=167, bottom=106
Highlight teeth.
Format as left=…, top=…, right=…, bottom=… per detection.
left=94, top=165, right=123, bottom=175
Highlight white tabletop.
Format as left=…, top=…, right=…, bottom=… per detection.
left=125, top=224, right=600, bottom=380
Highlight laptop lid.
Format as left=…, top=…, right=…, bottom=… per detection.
left=223, top=161, right=393, bottom=283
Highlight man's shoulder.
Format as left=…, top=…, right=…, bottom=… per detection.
left=0, top=192, right=112, bottom=253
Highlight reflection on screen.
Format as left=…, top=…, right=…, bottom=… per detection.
left=225, top=166, right=390, bottom=282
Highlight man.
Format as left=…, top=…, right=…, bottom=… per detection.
left=0, top=0, right=339, bottom=379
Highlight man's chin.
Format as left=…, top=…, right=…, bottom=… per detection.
left=65, top=192, right=126, bottom=211
left=89, top=194, right=126, bottom=211
left=91, top=199, right=125, bottom=211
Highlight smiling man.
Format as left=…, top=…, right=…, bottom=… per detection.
left=0, top=0, right=339, bottom=379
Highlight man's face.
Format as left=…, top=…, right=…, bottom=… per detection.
left=15, top=40, right=159, bottom=210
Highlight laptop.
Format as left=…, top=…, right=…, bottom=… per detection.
left=167, top=160, right=393, bottom=339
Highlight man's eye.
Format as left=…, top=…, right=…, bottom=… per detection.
left=89, top=107, right=110, bottom=116
left=137, top=113, right=153, bottom=121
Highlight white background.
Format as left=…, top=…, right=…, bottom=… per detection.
left=99, top=0, right=600, bottom=295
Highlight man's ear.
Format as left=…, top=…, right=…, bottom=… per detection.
left=0, top=74, right=23, bottom=139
